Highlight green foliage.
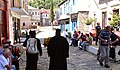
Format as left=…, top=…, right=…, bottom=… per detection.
left=85, top=17, right=95, bottom=25
left=50, top=0, right=54, bottom=24
left=29, top=0, right=63, bottom=9
left=109, top=14, right=120, bottom=28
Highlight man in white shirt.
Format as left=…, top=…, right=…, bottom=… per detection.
left=0, top=48, right=11, bottom=70
left=63, top=29, right=69, bottom=38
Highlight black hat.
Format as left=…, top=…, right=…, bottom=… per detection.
left=56, top=29, right=61, bottom=32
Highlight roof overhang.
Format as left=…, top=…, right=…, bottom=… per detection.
left=10, top=7, right=28, bottom=15
left=58, top=15, right=70, bottom=21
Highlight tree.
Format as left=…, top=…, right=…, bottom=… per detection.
left=28, top=0, right=63, bottom=9
left=50, top=0, right=54, bottom=25
left=109, top=14, right=120, bottom=28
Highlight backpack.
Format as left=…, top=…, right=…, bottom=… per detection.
left=27, top=38, right=38, bottom=54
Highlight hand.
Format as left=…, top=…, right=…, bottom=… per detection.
left=40, top=54, right=42, bottom=56
left=109, top=42, right=113, bottom=45
left=101, top=39, right=105, bottom=42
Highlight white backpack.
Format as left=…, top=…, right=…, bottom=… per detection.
left=27, top=38, right=38, bottom=54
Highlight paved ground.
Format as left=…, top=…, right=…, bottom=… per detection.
left=19, top=46, right=120, bottom=70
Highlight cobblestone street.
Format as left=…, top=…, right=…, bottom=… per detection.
left=19, top=46, right=120, bottom=70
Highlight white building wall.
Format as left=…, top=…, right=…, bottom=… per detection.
left=99, top=0, right=120, bottom=27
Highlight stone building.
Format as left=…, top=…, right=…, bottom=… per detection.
left=0, top=0, right=9, bottom=46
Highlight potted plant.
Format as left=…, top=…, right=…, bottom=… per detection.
left=109, top=14, right=120, bottom=28
left=85, top=17, right=94, bottom=25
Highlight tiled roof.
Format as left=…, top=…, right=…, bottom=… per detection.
left=39, top=8, right=50, bottom=14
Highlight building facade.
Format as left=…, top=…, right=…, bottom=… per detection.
left=40, top=8, right=50, bottom=26
left=58, top=0, right=101, bottom=34
left=0, top=0, right=9, bottom=46
left=20, top=6, right=51, bottom=30
left=98, top=0, right=120, bottom=29
left=58, top=0, right=70, bottom=32
left=21, top=6, right=40, bottom=29
left=9, top=0, right=28, bottom=43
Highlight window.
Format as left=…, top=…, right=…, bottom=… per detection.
left=35, top=12, right=37, bottom=15
left=60, top=7, right=62, bottom=15
left=113, top=9, right=119, bottom=14
left=32, top=12, right=34, bottom=15
left=64, top=6, right=65, bottom=14
left=28, top=12, right=31, bottom=15
left=38, top=22, right=40, bottom=25
left=23, top=22, right=25, bottom=26
left=73, top=0, right=75, bottom=5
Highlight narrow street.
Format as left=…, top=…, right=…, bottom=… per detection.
left=19, top=46, right=120, bottom=70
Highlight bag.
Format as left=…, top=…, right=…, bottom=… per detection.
left=44, top=37, right=51, bottom=47
left=27, top=38, right=38, bottom=54
left=118, top=50, right=120, bottom=55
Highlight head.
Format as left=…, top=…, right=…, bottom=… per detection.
left=86, top=34, right=89, bottom=37
left=55, top=29, right=61, bottom=36
left=30, top=31, right=36, bottom=38
left=3, top=44, right=9, bottom=48
left=78, top=31, right=81, bottom=34
left=76, top=26, right=78, bottom=28
left=105, top=26, right=111, bottom=32
left=6, top=39, right=11, bottom=45
left=97, top=22, right=100, bottom=26
left=2, top=48, right=11, bottom=58
left=65, top=29, right=68, bottom=32
left=111, top=28, right=114, bottom=32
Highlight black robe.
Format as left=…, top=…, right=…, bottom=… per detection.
left=23, top=38, right=42, bottom=70
left=47, top=36, right=69, bottom=70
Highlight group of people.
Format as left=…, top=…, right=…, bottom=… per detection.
left=71, top=29, right=93, bottom=51
left=95, top=22, right=120, bottom=68
left=1, top=24, right=120, bottom=70
left=0, top=39, right=20, bottom=70
left=23, top=29, right=69, bottom=70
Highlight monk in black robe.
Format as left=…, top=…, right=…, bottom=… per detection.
left=47, top=29, right=69, bottom=70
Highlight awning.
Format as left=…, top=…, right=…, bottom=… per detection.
left=58, top=15, right=70, bottom=21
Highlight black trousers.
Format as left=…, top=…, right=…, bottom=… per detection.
left=109, top=47, right=115, bottom=59
left=12, top=60, right=19, bottom=70
left=25, top=52, right=38, bottom=70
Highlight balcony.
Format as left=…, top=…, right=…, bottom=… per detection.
left=10, top=0, right=28, bottom=15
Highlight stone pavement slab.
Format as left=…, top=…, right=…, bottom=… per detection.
left=19, top=46, right=120, bottom=70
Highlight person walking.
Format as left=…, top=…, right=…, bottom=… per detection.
left=109, top=28, right=119, bottom=62
left=95, top=22, right=101, bottom=46
left=95, top=22, right=101, bottom=60
left=98, top=26, right=111, bottom=68
left=47, top=29, right=69, bottom=70
left=23, top=31, right=42, bottom=70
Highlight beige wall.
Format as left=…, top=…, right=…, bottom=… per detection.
left=20, top=15, right=31, bottom=29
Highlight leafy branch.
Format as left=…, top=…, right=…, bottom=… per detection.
left=85, top=17, right=95, bottom=25
left=109, top=14, right=120, bottom=27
